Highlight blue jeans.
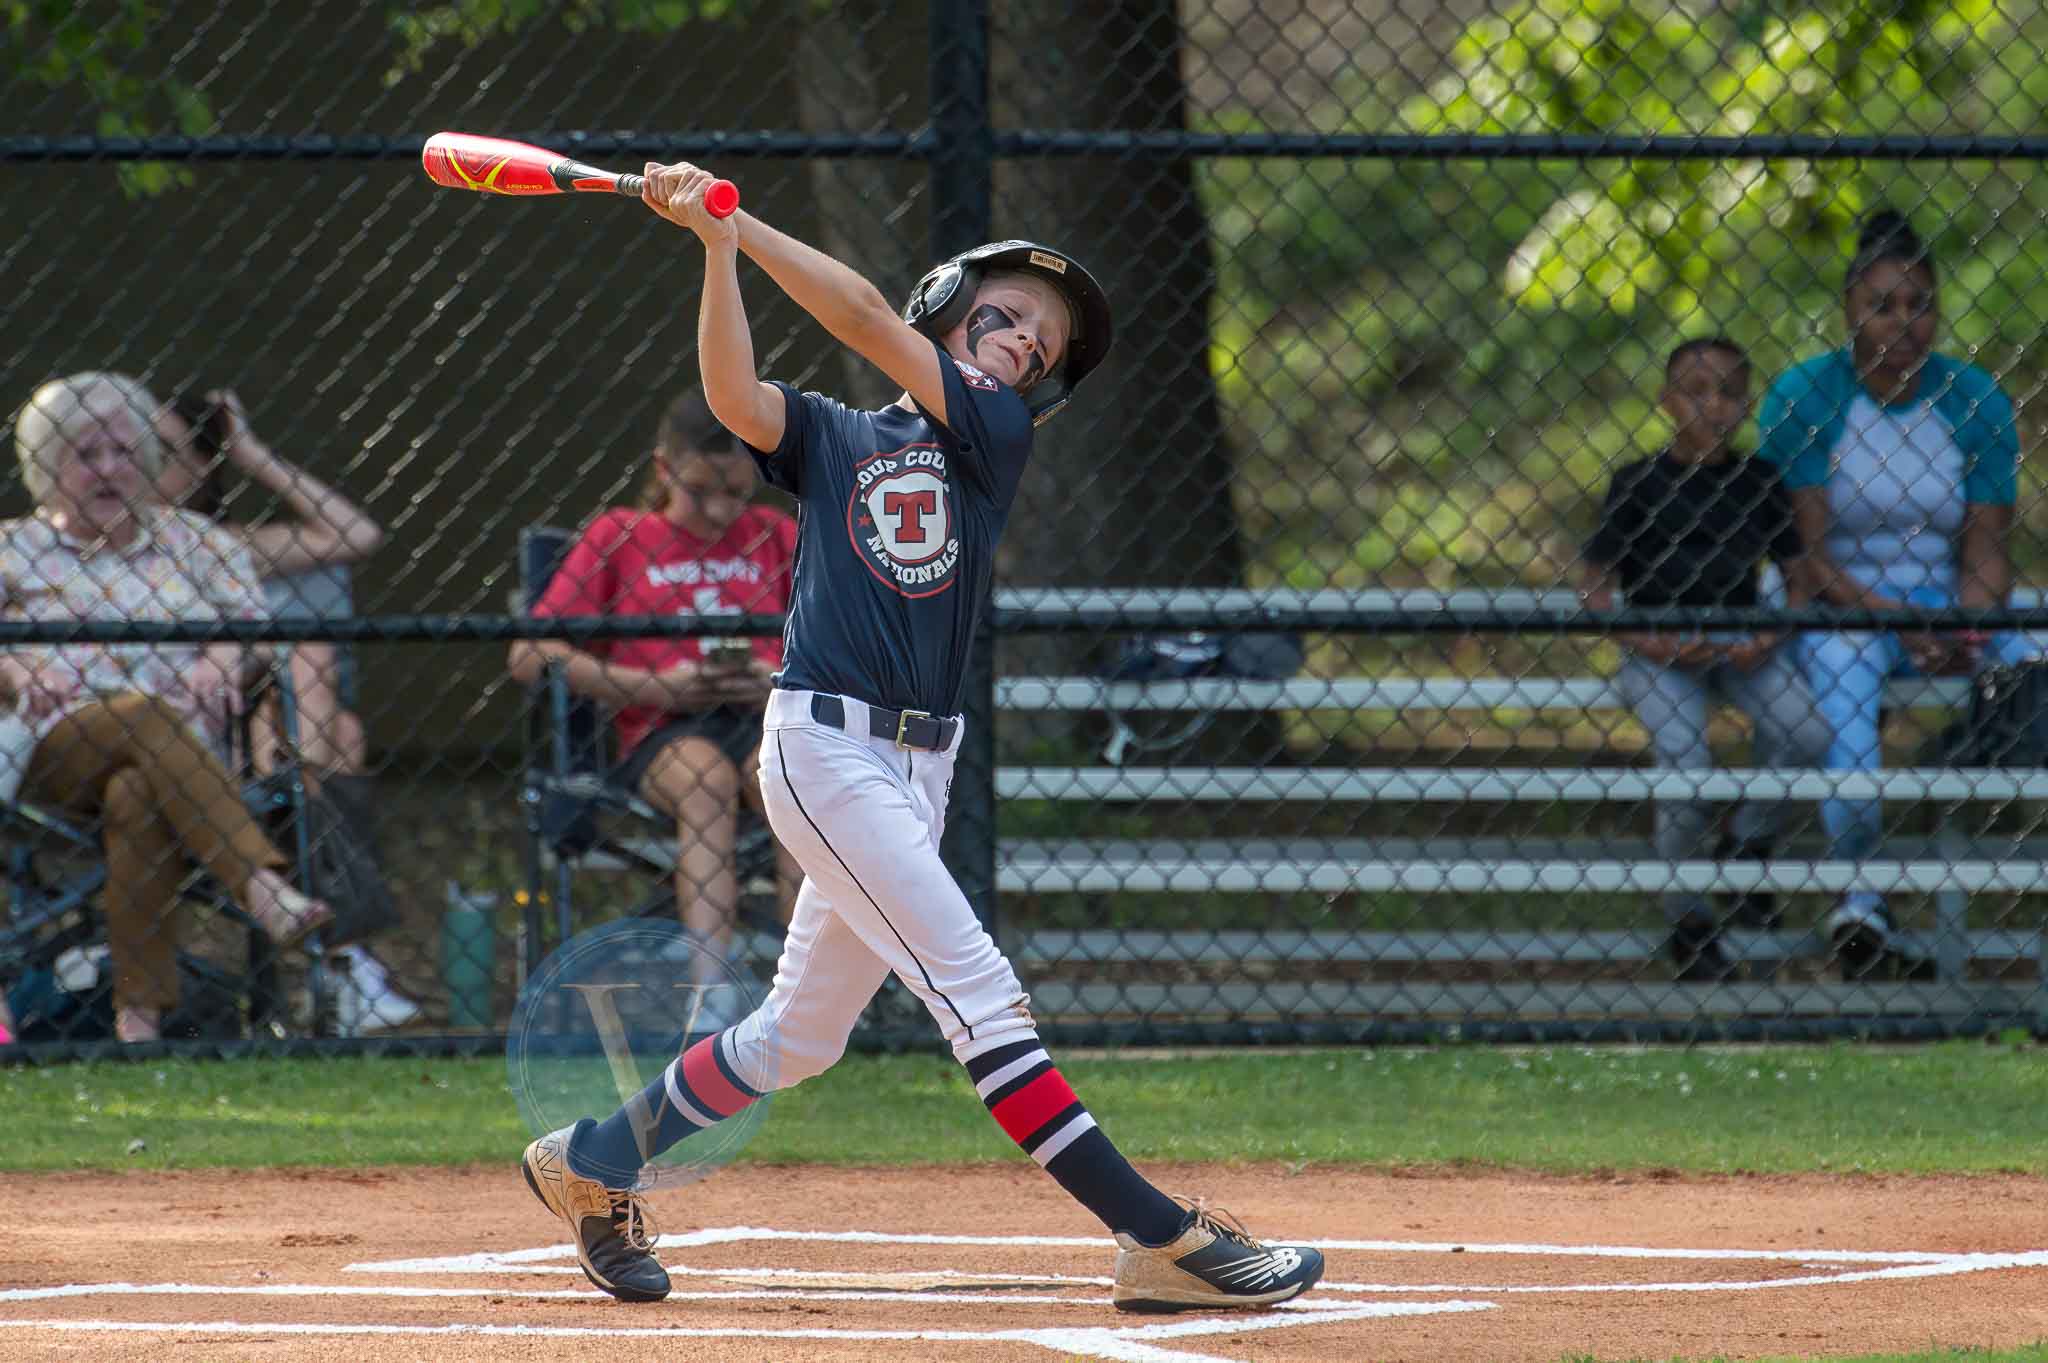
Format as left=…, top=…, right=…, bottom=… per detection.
left=1802, top=586, right=2039, bottom=930
left=1617, top=642, right=1832, bottom=927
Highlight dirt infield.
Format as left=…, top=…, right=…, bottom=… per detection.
left=2, top=1163, right=2046, bottom=1362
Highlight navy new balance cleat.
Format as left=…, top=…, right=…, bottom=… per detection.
left=1111, top=1197, right=1324, bottom=1313
left=521, top=1120, right=671, bottom=1302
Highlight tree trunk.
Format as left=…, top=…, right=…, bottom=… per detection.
left=989, top=0, right=1247, bottom=590
left=984, top=0, right=1256, bottom=771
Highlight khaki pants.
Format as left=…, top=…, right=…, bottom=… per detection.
left=22, top=695, right=286, bottom=1013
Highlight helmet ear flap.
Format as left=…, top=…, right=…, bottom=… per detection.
left=903, top=261, right=981, bottom=336
left=901, top=239, right=1108, bottom=426
left=1026, top=379, right=1071, bottom=427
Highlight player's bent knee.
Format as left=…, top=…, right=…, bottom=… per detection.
left=725, top=1014, right=848, bottom=1093
left=947, top=995, right=1041, bottom=1064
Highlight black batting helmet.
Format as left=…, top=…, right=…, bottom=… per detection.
left=901, top=240, right=1112, bottom=426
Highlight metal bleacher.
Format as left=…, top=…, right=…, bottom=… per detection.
left=989, top=587, right=2048, bottom=1008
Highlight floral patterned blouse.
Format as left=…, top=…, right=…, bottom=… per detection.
left=0, top=508, right=265, bottom=801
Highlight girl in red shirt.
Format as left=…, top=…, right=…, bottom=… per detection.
left=510, top=390, right=798, bottom=1003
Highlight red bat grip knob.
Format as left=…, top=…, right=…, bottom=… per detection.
left=623, top=173, right=738, bottom=218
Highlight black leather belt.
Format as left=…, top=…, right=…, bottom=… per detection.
left=809, top=692, right=959, bottom=752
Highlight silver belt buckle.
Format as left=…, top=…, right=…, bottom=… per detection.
left=895, top=709, right=934, bottom=749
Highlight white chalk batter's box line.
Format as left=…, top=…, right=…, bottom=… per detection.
left=341, top=1228, right=2048, bottom=1293
left=4, top=1231, right=2045, bottom=1363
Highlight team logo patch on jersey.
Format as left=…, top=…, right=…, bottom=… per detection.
left=953, top=358, right=999, bottom=392
left=848, top=445, right=961, bottom=598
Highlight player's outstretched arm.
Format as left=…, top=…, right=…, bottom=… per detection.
left=726, top=216, right=946, bottom=419
left=644, top=161, right=953, bottom=427
left=642, top=164, right=948, bottom=422
left=697, top=237, right=783, bottom=450
left=643, top=163, right=785, bottom=450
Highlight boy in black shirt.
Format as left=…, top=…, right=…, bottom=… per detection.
left=1581, top=338, right=1830, bottom=980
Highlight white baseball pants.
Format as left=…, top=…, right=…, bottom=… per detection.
left=725, top=687, right=1035, bottom=1094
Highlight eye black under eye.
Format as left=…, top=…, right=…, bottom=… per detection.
left=966, top=304, right=1019, bottom=350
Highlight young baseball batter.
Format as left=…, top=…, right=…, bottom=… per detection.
left=519, top=161, right=1325, bottom=1314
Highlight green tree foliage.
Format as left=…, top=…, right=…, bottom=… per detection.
left=382, top=0, right=751, bottom=84
left=1407, top=0, right=2018, bottom=330
left=6, top=0, right=213, bottom=194
left=8, top=0, right=729, bottom=189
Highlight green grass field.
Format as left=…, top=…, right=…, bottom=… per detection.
left=6, top=1040, right=2047, bottom=1173
left=7, top=1041, right=2045, bottom=1363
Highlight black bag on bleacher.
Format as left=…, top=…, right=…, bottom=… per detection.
left=1937, top=660, right=2048, bottom=767
left=1106, top=631, right=1304, bottom=684
left=1098, top=630, right=1305, bottom=764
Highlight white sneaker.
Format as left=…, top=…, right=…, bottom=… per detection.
left=333, top=948, right=423, bottom=1036
left=1112, top=1198, right=1324, bottom=1313
left=356, top=985, right=423, bottom=1034
left=338, top=944, right=390, bottom=991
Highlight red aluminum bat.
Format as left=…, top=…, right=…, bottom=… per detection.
left=421, top=131, right=738, bottom=216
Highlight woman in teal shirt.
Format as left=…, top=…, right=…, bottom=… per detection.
left=1758, top=210, right=2034, bottom=978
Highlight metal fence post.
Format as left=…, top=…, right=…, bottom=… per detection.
left=929, top=0, right=999, bottom=939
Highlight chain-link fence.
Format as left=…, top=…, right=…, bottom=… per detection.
left=4, top=0, right=2048, bottom=1057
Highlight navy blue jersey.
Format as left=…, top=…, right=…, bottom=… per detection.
left=749, top=341, right=1034, bottom=715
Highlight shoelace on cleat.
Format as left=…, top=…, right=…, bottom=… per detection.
left=1171, top=1195, right=1266, bottom=1253
left=606, top=1187, right=658, bottom=1254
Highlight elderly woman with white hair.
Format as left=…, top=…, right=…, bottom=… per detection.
left=3, top=371, right=331, bottom=1043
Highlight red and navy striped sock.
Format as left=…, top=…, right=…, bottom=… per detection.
left=965, top=1038, right=1187, bottom=1244
left=568, top=1029, right=762, bottom=1187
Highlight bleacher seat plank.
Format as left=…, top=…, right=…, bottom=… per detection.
left=1021, top=979, right=2040, bottom=1022
left=996, top=838, right=2048, bottom=895
left=1009, top=927, right=2041, bottom=966
left=995, top=766, right=2048, bottom=803
left=995, top=675, right=1972, bottom=712
left=994, top=585, right=2047, bottom=620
